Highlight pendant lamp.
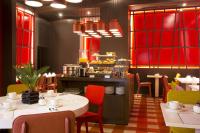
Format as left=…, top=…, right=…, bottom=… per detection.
left=73, top=21, right=84, bottom=34
left=85, top=21, right=95, bottom=33
left=25, top=0, right=43, bottom=7
left=50, top=0, right=66, bottom=9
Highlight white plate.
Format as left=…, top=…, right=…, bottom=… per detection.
left=7, top=96, right=20, bottom=100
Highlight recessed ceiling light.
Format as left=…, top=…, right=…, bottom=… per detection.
left=25, top=0, right=43, bottom=7
left=66, top=0, right=82, bottom=3
left=87, top=11, right=91, bottom=15
left=50, top=2, right=66, bottom=9
left=58, top=13, right=63, bottom=17
left=182, top=3, right=187, bottom=7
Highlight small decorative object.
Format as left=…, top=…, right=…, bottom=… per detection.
left=14, top=63, right=49, bottom=104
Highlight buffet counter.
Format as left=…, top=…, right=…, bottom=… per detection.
left=57, top=75, right=134, bottom=124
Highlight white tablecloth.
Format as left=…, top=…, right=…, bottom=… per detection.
left=0, top=93, right=89, bottom=129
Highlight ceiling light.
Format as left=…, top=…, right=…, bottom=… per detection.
left=50, top=0, right=66, bottom=9
left=58, top=13, right=63, bottom=17
left=66, top=0, right=82, bottom=3
left=87, top=11, right=91, bottom=15
left=25, top=0, right=43, bottom=7
left=182, top=3, right=187, bottom=7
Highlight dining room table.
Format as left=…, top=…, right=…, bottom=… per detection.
left=160, top=103, right=200, bottom=133
left=0, top=93, right=89, bottom=129
left=175, top=77, right=200, bottom=90
left=188, top=85, right=200, bottom=91
left=147, top=74, right=162, bottom=97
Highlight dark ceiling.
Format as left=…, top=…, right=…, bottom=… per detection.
left=17, top=0, right=200, bottom=21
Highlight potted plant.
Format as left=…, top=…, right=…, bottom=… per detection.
left=14, top=63, right=49, bottom=104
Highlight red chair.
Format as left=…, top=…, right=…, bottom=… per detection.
left=12, top=111, right=75, bottom=133
left=76, top=85, right=105, bottom=133
left=162, top=75, right=172, bottom=103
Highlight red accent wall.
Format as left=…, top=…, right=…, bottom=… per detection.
left=0, top=0, right=3, bottom=96
left=130, top=8, right=200, bottom=68
left=85, top=38, right=100, bottom=61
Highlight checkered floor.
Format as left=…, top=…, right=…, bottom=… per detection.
left=80, top=94, right=169, bottom=133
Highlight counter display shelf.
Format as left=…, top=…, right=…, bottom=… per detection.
left=57, top=75, right=134, bottom=124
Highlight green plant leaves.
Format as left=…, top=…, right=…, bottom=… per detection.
left=14, top=63, right=49, bottom=90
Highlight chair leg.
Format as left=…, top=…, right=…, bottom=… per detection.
left=76, top=121, right=82, bottom=133
left=137, top=87, right=140, bottom=94
left=98, top=118, right=104, bottom=133
left=85, top=122, right=88, bottom=133
left=149, top=85, right=152, bottom=97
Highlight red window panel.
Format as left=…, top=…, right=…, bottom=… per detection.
left=183, top=11, right=196, bottom=29
left=179, top=48, right=186, bottom=66
left=145, top=13, right=154, bottom=30
left=136, top=48, right=149, bottom=65
left=16, top=7, right=34, bottom=66
left=23, top=31, right=31, bottom=47
left=149, top=48, right=159, bottom=65
left=161, top=31, right=173, bottom=47
left=135, top=31, right=146, bottom=48
left=159, top=48, right=173, bottom=65
left=184, top=30, right=198, bottom=47
left=16, top=47, right=21, bottom=65
left=131, top=49, right=136, bottom=66
left=173, top=30, right=179, bottom=47
left=16, top=10, right=24, bottom=28
left=163, top=12, right=176, bottom=30
left=155, top=12, right=164, bottom=30
left=16, top=29, right=23, bottom=46
left=173, top=48, right=179, bottom=65
left=186, top=48, right=199, bottom=66
left=179, top=30, right=184, bottom=47
left=198, top=11, right=200, bottom=28
left=134, top=14, right=145, bottom=31
left=153, top=31, right=161, bottom=47
left=175, top=12, right=181, bottom=29
left=24, top=13, right=33, bottom=30
left=21, top=48, right=30, bottom=64
left=147, top=31, right=153, bottom=48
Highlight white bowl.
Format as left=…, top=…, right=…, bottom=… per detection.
left=193, top=105, right=200, bottom=113
left=167, top=101, right=180, bottom=110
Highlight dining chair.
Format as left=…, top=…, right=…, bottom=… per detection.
left=7, top=84, right=27, bottom=94
left=167, top=90, right=200, bottom=133
left=76, top=85, right=105, bottom=133
left=35, top=76, right=47, bottom=92
left=136, top=73, right=152, bottom=96
left=12, top=111, right=75, bottom=133
left=162, top=75, right=172, bottom=103
left=46, top=76, right=57, bottom=91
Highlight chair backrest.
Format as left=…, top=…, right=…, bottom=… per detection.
left=7, top=84, right=27, bottom=94
left=135, top=73, right=141, bottom=85
left=167, top=90, right=200, bottom=104
left=36, top=76, right=47, bottom=92
left=162, top=75, right=171, bottom=102
left=85, top=85, right=105, bottom=106
left=12, top=111, right=75, bottom=133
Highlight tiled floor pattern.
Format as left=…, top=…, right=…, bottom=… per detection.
left=80, top=94, right=169, bottom=133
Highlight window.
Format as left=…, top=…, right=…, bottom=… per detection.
left=16, top=6, right=34, bottom=65
left=129, top=8, right=200, bottom=69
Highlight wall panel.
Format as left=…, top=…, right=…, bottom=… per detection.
left=130, top=8, right=200, bottom=68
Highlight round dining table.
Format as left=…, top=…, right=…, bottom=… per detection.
left=0, top=93, right=89, bottom=129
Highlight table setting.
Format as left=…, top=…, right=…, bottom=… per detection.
left=160, top=100, right=200, bottom=132
left=0, top=90, right=89, bottom=129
